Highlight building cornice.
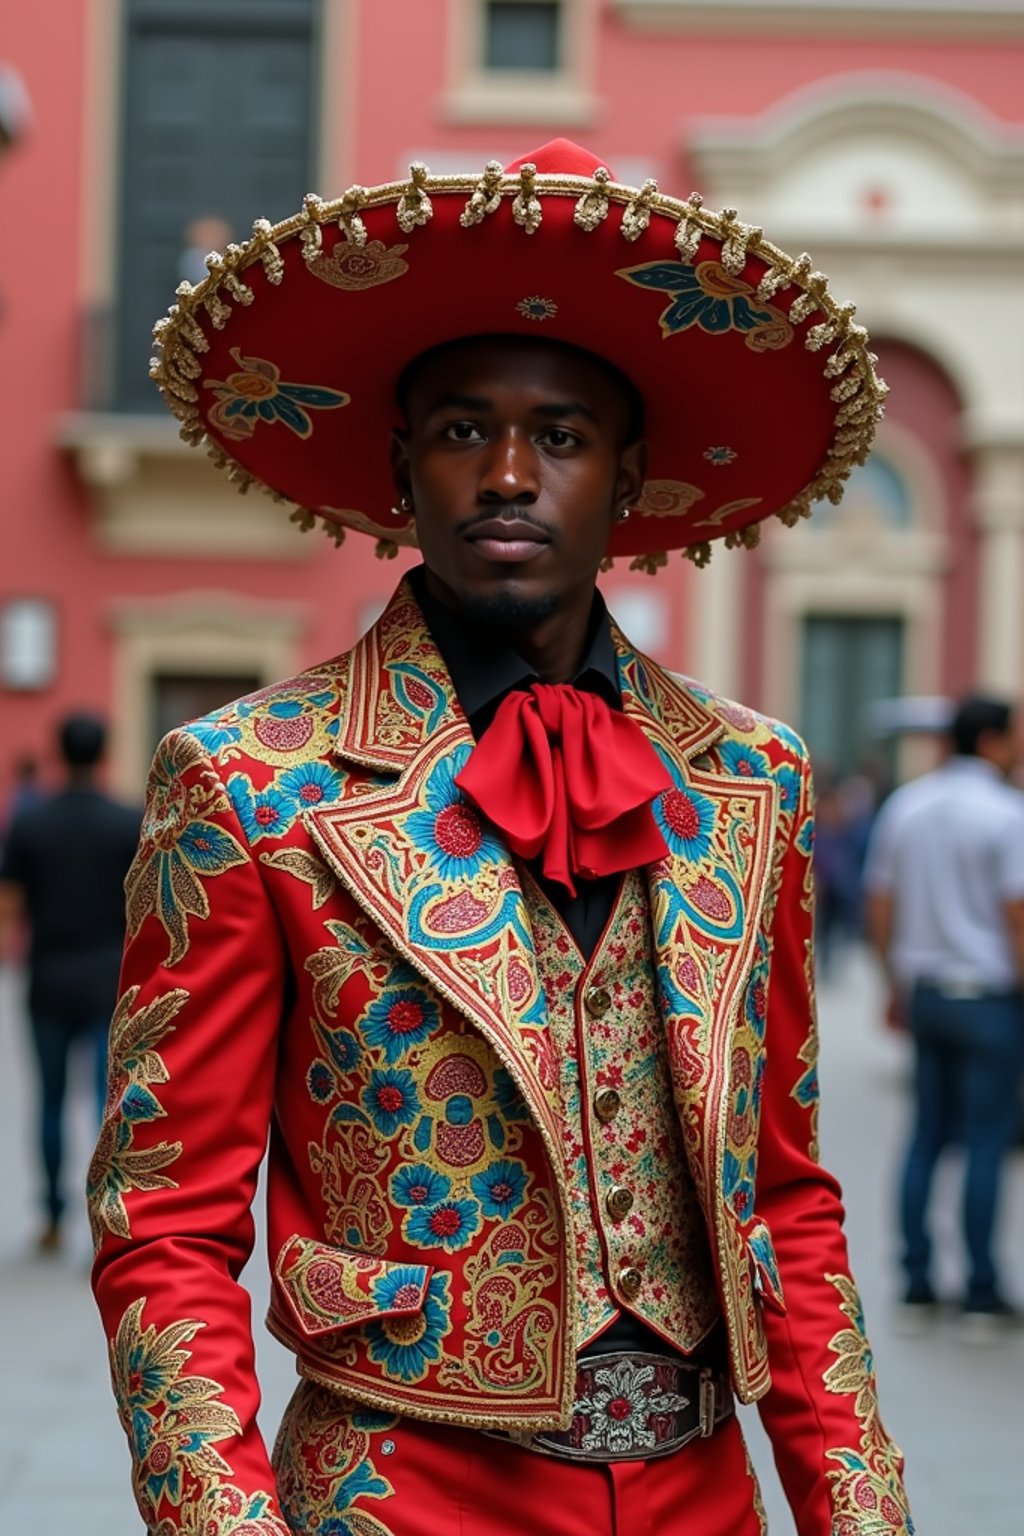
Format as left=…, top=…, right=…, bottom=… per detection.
left=613, top=1, right=1024, bottom=39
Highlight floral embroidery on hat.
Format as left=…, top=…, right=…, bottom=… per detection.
left=704, top=445, right=737, bottom=466
left=636, top=479, right=705, bottom=517
left=204, top=348, right=349, bottom=442
left=307, top=238, right=409, bottom=291
left=516, top=294, right=558, bottom=322
left=617, top=260, right=793, bottom=351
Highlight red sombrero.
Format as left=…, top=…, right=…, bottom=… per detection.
left=151, top=138, right=885, bottom=571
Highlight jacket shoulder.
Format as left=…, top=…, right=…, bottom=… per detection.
left=168, top=654, right=353, bottom=770
left=671, top=672, right=810, bottom=772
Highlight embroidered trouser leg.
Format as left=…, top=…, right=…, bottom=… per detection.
left=273, top=1381, right=766, bottom=1536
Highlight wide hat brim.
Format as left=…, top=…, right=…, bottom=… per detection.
left=151, top=139, right=885, bottom=570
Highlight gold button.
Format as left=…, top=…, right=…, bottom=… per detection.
left=593, top=1087, right=621, bottom=1123
left=584, top=985, right=612, bottom=1018
left=606, top=1185, right=634, bottom=1221
left=618, top=1265, right=643, bottom=1300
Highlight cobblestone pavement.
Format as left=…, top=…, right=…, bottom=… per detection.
left=1, top=947, right=1021, bottom=1532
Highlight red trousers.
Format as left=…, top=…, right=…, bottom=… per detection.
left=273, top=1382, right=767, bottom=1535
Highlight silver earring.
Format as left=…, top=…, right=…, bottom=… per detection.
left=616, top=505, right=631, bottom=523
left=393, top=495, right=413, bottom=516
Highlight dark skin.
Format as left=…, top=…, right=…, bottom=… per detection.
left=391, top=338, right=647, bottom=682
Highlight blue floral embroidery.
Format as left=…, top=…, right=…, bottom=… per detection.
left=651, top=750, right=717, bottom=861
left=405, top=749, right=504, bottom=882
left=406, top=1198, right=482, bottom=1252
left=390, top=1164, right=452, bottom=1207
left=360, top=985, right=441, bottom=1063
left=616, top=260, right=793, bottom=351
left=188, top=717, right=243, bottom=755
left=366, top=1271, right=452, bottom=1383
left=361, top=1068, right=421, bottom=1137
left=205, top=349, right=349, bottom=443
left=775, top=764, right=802, bottom=817
left=226, top=776, right=295, bottom=843
left=277, top=760, right=343, bottom=812
left=723, top=1150, right=755, bottom=1222
left=719, top=740, right=770, bottom=780
left=306, top=1060, right=335, bottom=1103
left=471, top=1159, right=529, bottom=1219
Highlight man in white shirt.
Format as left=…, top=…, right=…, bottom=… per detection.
left=864, top=696, right=1024, bottom=1333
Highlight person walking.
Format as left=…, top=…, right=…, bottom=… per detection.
left=86, top=139, right=910, bottom=1534
left=864, top=696, right=1024, bottom=1335
left=0, top=713, right=140, bottom=1251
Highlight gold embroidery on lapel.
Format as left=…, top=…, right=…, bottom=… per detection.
left=613, top=637, right=779, bottom=1400
left=309, top=585, right=572, bottom=1302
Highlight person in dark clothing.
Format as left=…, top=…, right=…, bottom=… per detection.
left=0, top=713, right=140, bottom=1251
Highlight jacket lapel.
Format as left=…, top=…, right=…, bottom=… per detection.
left=306, top=582, right=560, bottom=1153
left=613, top=633, right=778, bottom=1218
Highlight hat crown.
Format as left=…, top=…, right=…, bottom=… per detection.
left=503, top=138, right=612, bottom=180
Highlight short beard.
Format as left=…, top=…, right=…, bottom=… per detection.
left=457, top=587, right=560, bottom=633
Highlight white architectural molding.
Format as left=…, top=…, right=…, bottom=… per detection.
left=109, top=591, right=308, bottom=794
left=614, top=2, right=1024, bottom=40
left=689, top=72, right=1024, bottom=230
left=58, top=412, right=313, bottom=559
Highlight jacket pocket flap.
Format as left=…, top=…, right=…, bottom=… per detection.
left=745, top=1219, right=786, bottom=1314
left=275, top=1236, right=433, bottom=1338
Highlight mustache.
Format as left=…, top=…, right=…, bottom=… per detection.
left=456, top=507, right=558, bottom=539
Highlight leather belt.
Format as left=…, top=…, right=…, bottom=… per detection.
left=487, top=1350, right=734, bottom=1464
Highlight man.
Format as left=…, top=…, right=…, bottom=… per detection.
left=865, top=696, right=1024, bottom=1336
left=88, top=140, right=911, bottom=1534
left=0, top=714, right=139, bottom=1251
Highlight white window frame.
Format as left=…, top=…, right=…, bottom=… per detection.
left=444, top=0, right=598, bottom=126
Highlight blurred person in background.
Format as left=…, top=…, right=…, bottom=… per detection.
left=2, top=753, right=43, bottom=840
left=864, top=695, right=1024, bottom=1337
left=812, top=771, right=860, bottom=978
left=0, top=713, right=140, bottom=1252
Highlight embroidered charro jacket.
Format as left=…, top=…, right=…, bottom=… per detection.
left=89, top=579, right=912, bottom=1536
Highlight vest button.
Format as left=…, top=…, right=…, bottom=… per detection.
left=593, top=1087, right=621, bottom=1123
left=606, top=1185, right=634, bottom=1221
left=618, top=1265, right=643, bottom=1300
left=584, top=985, right=612, bottom=1017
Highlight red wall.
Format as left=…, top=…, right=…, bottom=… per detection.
left=0, top=1, right=1020, bottom=800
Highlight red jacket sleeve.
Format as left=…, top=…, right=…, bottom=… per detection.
left=755, top=748, right=913, bottom=1536
left=88, top=728, right=290, bottom=1534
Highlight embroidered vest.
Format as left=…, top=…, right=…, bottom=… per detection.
left=524, top=869, right=721, bottom=1353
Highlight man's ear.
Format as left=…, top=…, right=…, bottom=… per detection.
left=390, top=427, right=412, bottom=505
left=617, top=439, right=648, bottom=509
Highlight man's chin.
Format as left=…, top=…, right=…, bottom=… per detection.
left=456, top=585, right=560, bottom=633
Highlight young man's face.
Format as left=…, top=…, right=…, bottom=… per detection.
left=392, top=337, right=646, bottom=629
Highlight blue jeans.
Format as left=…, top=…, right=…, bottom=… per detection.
left=900, top=983, right=1024, bottom=1306
left=28, top=1010, right=109, bottom=1224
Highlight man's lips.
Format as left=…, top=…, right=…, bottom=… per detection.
left=464, top=518, right=551, bottom=563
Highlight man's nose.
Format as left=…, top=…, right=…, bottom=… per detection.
left=478, top=429, right=539, bottom=502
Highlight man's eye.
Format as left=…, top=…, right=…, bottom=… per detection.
left=443, top=421, right=484, bottom=442
left=541, top=428, right=579, bottom=448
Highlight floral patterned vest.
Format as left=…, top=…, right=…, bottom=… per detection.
left=524, top=868, right=721, bottom=1353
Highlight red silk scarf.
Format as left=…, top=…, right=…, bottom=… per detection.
left=456, top=683, right=671, bottom=895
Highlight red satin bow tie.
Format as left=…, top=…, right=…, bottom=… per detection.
left=455, top=682, right=671, bottom=896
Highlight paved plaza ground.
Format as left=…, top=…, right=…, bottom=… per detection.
left=1, top=945, right=1021, bottom=1532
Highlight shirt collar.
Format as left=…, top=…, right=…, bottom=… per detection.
left=408, top=565, right=621, bottom=733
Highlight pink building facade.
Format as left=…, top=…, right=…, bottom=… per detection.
left=2, top=0, right=1023, bottom=802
